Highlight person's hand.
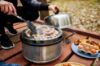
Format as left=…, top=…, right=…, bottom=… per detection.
left=0, top=1, right=17, bottom=15
left=48, top=5, right=59, bottom=14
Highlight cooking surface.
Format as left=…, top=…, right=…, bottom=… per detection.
left=26, top=25, right=60, bottom=40
left=0, top=23, right=100, bottom=66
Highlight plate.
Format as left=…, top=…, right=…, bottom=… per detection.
left=71, top=43, right=100, bottom=58
left=55, top=62, right=85, bottom=66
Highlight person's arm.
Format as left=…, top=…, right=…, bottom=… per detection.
left=22, top=0, right=49, bottom=10
left=21, top=0, right=59, bottom=13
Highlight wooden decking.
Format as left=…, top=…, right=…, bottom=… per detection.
left=0, top=22, right=100, bottom=66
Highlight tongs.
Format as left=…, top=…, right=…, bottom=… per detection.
left=14, top=15, right=37, bottom=34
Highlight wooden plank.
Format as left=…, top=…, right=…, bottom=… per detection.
left=13, top=23, right=20, bottom=26
left=6, top=54, right=30, bottom=66
left=30, top=43, right=72, bottom=66
left=13, top=23, right=27, bottom=29
left=0, top=42, right=22, bottom=60
left=68, top=54, right=94, bottom=66
left=96, top=60, right=100, bottom=66
left=63, top=28, right=100, bottom=39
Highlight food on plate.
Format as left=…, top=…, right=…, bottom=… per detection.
left=55, top=62, right=85, bottom=66
left=75, top=38, right=100, bottom=55
left=63, top=63, right=71, bottom=66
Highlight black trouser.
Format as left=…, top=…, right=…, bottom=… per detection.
left=0, top=7, right=39, bottom=36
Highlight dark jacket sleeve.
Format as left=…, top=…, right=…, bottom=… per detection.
left=21, top=0, right=49, bottom=10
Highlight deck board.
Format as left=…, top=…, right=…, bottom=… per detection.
left=68, top=54, right=94, bottom=66
left=0, top=42, right=22, bottom=60
left=6, top=54, right=30, bottom=66
left=13, top=23, right=27, bottom=29
left=0, top=23, right=100, bottom=66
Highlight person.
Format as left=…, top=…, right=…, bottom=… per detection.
left=0, top=0, right=59, bottom=50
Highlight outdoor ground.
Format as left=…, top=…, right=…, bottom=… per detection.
left=49, top=0, right=100, bottom=33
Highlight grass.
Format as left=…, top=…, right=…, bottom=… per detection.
left=49, top=0, right=100, bottom=33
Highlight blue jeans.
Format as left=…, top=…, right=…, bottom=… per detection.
left=0, top=60, right=20, bottom=66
